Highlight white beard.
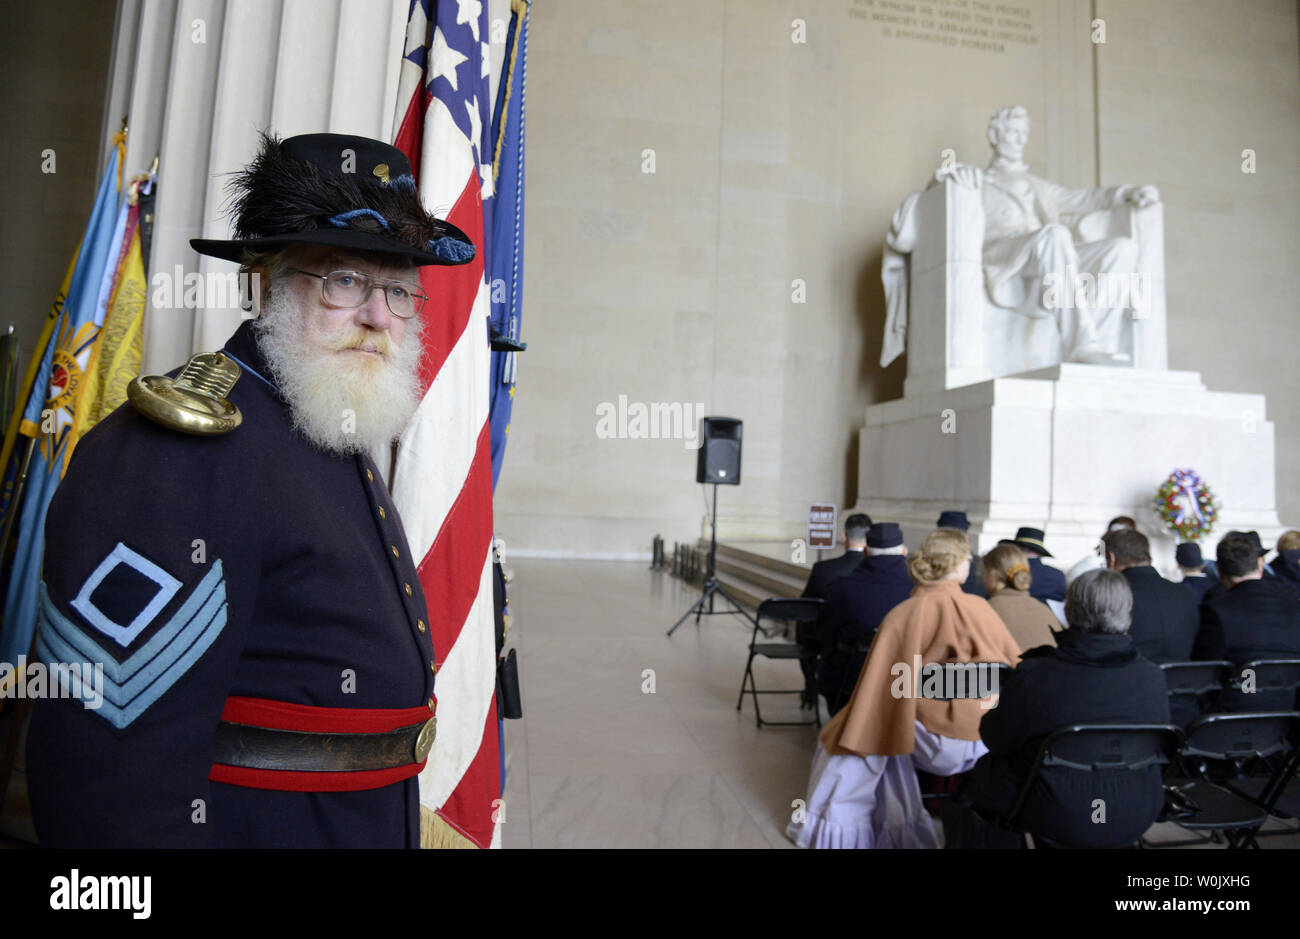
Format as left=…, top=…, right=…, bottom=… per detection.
left=252, top=280, right=423, bottom=457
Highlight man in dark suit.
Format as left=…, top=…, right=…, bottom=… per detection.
left=960, top=569, right=1171, bottom=847
left=1174, top=542, right=1218, bottom=604
left=1194, top=531, right=1300, bottom=711
left=814, top=522, right=914, bottom=716
left=1005, top=527, right=1067, bottom=622
left=801, top=512, right=872, bottom=600
left=1104, top=528, right=1199, bottom=662
left=938, top=510, right=986, bottom=598
left=1201, top=530, right=1276, bottom=606
left=797, top=512, right=871, bottom=707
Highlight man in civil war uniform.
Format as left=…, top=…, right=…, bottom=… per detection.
left=25, top=132, right=476, bottom=847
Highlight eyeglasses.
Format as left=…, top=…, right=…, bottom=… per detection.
left=288, top=269, right=427, bottom=319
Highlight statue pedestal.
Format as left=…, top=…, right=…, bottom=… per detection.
left=852, top=364, right=1284, bottom=576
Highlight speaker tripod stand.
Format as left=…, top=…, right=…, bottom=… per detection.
left=667, top=483, right=757, bottom=636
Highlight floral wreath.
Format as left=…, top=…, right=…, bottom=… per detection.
left=1154, top=468, right=1218, bottom=541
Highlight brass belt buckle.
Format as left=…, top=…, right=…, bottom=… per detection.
left=413, top=716, right=437, bottom=763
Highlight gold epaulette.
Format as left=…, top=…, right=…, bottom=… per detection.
left=127, top=352, right=242, bottom=435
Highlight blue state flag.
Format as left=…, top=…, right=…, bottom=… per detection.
left=487, top=0, right=529, bottom=491
left=0, top=146, right=123, bottom=665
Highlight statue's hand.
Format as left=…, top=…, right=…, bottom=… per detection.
left=934, top=163, right=983, bottom=191
left=1125, top=184, right=1160, bottom=208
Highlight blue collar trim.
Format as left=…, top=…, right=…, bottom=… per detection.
left=221, top=350, right=278, bottom=393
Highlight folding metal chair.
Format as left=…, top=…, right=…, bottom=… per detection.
left=736, top=597, right=823, bottom=728
left=1222, top=659, right=1300, bottom=713
left=1002, top=723, right=1184, bottom=849
left=1159, top=660, right=1231, bottom=727
left=1162, top=711, right=1300, bottom=848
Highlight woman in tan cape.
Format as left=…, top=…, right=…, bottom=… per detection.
left=787, top=529, right=1022, bottom=848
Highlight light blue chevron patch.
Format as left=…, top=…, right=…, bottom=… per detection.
left=35, top=560, right=227, bottom=729
left=70, top=542, right=182, bottom=648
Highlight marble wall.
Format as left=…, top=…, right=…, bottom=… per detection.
left=496, top=0, right=1298, bottom=556
left=1093, top=0, right=1300, bottom=537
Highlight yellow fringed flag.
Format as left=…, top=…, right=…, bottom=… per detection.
left=67, top=194, right=146, bottom=454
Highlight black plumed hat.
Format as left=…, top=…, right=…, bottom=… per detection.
left=191, top=132, right=475, bottom=267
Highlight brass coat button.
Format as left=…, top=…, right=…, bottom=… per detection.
left=413, top=716, right=437, bottom=762
left=405, top=583, right=412, bottom=597
left=366, top=468, right=373, bottom=481
left=391, top=545, right=399, bottom=559
left=417, top=619, right=426, bottom=633
left=429, top=660, right=437, bottom=675
left=378, top=506, right=386, bottom=519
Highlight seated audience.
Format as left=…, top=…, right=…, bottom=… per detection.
left=1066, top=516, right=1138, bottom=584
left=982, top=543, right=1060, bottom=652
left=1174, top=542, right=1218, bottom=603
left=1193, top=531, right=1300, bottom=711
left=937, top=510, right=986, bottom=598
left=1104, top=528, right=1198, bottom=663
left=815, top=522, right=914, bottom=716
left=963, top=569, right=1171, bottom=847
left=786, top=529, right=1020, bottom=849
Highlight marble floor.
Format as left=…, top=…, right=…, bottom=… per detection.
left=500, top=558, right=1300, bottom=850
left=500, top=559, right=817, bottom=849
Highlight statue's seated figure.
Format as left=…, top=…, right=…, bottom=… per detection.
left=881, top=106, right=1167, bottom=393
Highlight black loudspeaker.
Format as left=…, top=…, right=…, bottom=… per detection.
left=696, top=417, right=742, bottom=485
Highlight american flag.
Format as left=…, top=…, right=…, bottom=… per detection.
left=392, top=0, right=499, bottom=849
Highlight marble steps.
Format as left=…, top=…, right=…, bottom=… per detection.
left=699, top=542, right=810, bottom=612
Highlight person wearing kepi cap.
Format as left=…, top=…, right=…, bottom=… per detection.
left=1174, top=542, right=1217, bottom=604
left=26, top=132, right=474, bottom=847
left=937, top=510, right=986, bottom=598
left=814, top=522, right=914, bottom=716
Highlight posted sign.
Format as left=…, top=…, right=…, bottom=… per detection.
left=808, top=504, right=837, bottom=549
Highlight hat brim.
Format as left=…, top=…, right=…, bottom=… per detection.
left=1012, top=538, right=1053, bottom=558
left=191, top=224, right=474, bottom=267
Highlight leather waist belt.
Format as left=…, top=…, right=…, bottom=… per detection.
left=209, top=696, right=436, bottom=793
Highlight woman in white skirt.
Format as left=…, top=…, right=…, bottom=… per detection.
left=787, top=528, right=1022, bottom=849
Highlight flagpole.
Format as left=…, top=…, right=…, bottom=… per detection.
left=0, top=436, right=37, bottom=580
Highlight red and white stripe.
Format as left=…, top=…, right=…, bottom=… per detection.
left=389, top=6, right=500, bottom=849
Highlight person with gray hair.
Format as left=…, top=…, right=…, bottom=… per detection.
left=952, top=569, right=1171, bottom=847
